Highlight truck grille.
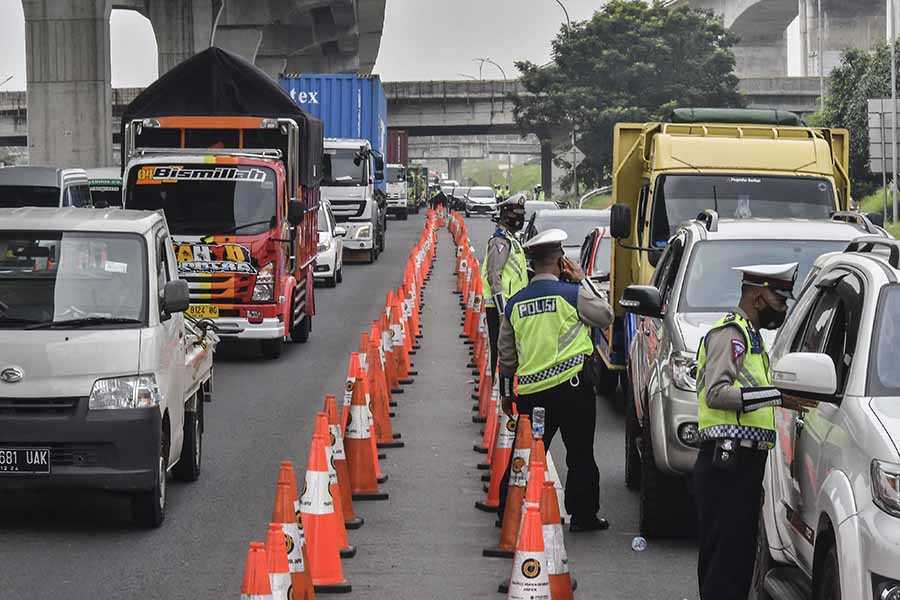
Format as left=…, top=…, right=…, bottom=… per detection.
left=0, top=397, right=80, bottom=415
left=329, top=200, right=366, bottom=219
left=183, top=273, right=253, bottom=304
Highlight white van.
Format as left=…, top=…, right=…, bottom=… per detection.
left=0, top=166, right=92, bottom=208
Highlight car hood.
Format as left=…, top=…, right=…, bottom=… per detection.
left=320, top=187, right=365, bottom=202
left=869, top=398, right=900, bottom=457
left=674, top=312, right=775, bottom=353
left=0, top=330, right=141, bottom=397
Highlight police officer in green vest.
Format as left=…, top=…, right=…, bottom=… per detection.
left=694, top=263, right=815, bottom=599
left=482, top=195, right=528, bottom=376
left=497, top=228, right=613, bottom=531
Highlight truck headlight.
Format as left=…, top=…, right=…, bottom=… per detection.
left=871, top=460, right=900, bottom=518
left=89, top=375, right=161, bottom=410
left=354, top=225, right=372, bottom=240
left=252, top=262, right=274, bottom=302
left=670, top=352, right=697, bottom=392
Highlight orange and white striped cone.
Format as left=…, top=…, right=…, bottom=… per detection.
left=506, top=504, right=551, bottom=600
left=265, top=522, right=292, bottom=600
left=366, top=337, right=402, bottom=448
left=315, top=412, right=356, bottom=559
left=476, top=411, right=517, bottom=513
left=499, top=444, right=548, bottom=595
left=484, top=415, right=532, bottom=557
left=477, top=384, right=499, bottom=461
left=300, top=432, right=352, bottom=593
left=473, top=362, right=490, bottom=425
left=360, top=366, right=389, bottom=484
left=241, top=541, right=274, bottom=600
left=271, top=475, right=316, bottom=600
left=340, top=354, right=361, bottom=435
left=542, top=481, right=576, bottom=599
left=344, top=368, right=389, bottom=501
left=324, top=395, right=363, bottom=530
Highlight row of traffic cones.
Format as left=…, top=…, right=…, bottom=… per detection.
left=447, top=211, right=576, bottom=599
left=239, top=211, right=441, bottom=598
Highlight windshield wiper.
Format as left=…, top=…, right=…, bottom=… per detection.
left=26, top=317, right=143, bottom=330
left=218, top=219, right=275, bottom=235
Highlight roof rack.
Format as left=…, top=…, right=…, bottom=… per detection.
left=129, top=147, right=283, bottom=160
left=831, top=211, right=879, bottom=234
left=695, top=209, right=719, bottom=232
left=844, top=236, right=900, bottom=269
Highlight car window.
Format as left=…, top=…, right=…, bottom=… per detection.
left=869, top=285, right=900, bottom=395
left=156, top=233, right=171, bottom=295
left=637, top=184, right=649, bottom=246
left=65, top=184, right=92, bottom=208
left=651, top=236, right=684, bottom=308
left=792, top=289, right=841, bottom=354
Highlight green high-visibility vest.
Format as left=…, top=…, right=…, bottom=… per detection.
left=506, top=280, right=594, bottom=395
left=696, top=312, right=776, bottom=447
left=481, top=230, right=527, bottom=308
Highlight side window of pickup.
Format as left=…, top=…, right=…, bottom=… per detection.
left=156, top=234, right=171, bottom=295
left=636, top=184, right=649, bottom=246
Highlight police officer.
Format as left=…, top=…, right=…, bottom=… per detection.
left=503, top=184, right=511, bottom=200
left=481, top=195, right=528, bottom=376
left=533, top=184, right=544, bottom=202
left=497, top=228, right=612, bottom=532
left=694, top=263, right=816, bottom=599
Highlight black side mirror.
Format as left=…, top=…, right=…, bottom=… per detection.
left=288, top=199, right=304, bottom=227
left=374, top=155, right=385, bottom=180
left=162, top=279, right=190, bottom=315
left=610, top=203, right=632, bottom=240
left=867, top=212, right=885, bottom=228
left=620, top=285, right=663, bottom=318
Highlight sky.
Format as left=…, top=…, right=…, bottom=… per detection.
left=0, top=0, right=803, bottom=90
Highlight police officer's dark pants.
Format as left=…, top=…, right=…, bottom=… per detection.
left=694, top=442, right=768, bottom=600
left=499, top=372, right=600, bottom=520
left=485, top=307, right=500, bottom=377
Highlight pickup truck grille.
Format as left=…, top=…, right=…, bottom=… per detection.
left=0, top=397, right=80, bottom=415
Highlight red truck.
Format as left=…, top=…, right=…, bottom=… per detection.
left=120, top=48, right=324, bottom=358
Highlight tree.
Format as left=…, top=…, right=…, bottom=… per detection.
left=511, top=0, right=744, bottom=191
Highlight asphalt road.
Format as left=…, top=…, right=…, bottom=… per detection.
left=0, top=213, right=698, bottom=599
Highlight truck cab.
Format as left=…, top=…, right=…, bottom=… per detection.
left=0, top=207, right=217, bottom=528
left=385, top=163, right=409, bottom=220
left=322, top=138, right=385, bottom=263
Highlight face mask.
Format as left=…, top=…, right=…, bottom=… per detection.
left=504, top=210, right=525, bottom=232
left=758, top=296, right=787, bottom=330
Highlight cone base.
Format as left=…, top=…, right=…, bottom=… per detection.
left=481, top=472, right=491, bottom=482
left=482, top=546, right=515, bottom=558
left=467, top=362, right=475, bottom=368
left=400, top=378, right=414, bottom=385
left=377, top=474, right=388, bottom=484
left=377, top=440, right=405, bottom=449
left=464, top=340, right=473, bottom=346
left=472, top=415, right=486, bottom=424
left=389, top=401, right=397, bottom=407
left=471, top=393, right=479, bottom=401
left=352, top=491, right=389, bottom=501
left=498, top=577, right=509, bottom=593
left=389, top=412, right=396, bottom=418
left=345, top=516, right=364, bottom=529
left=474, top=499, right=499, bottom=513
left=471, top=403, right=480, bottom=410
left=391, top=388, right=404, bottom=394
left=416, top=334, right=423, bottom=339
left=314, top=582, right=352, bottom=594
left=340, top=545, right=357, bottom=559
left=408, top=369, right=419, bottom=375
left=473, top=443, right=488, bottom=454
left=378, top=452, right=387, bottom=460
left=477, top=462, right=490, bottom=470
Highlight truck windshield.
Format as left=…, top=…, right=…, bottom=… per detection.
left=386, top=167, right=406, bottom=183
left=870, top=285, right=900, bottom=396
left=651, top=175, right=835, bottom=244
left=0, top=231, right=146, bottom=328
left=0, top=186, right=60, bottom=208
left=678, top=239, right=847, bottom=313
left=125, top=164, right=277, bottom=236
left=323, top=149, right=365, bottom=186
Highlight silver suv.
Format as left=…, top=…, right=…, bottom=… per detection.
left=621, top=212, right=889, bottom=538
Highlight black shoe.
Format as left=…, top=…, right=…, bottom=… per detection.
left=569, top=515, right=609, bottom=532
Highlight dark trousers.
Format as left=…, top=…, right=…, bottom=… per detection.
left=694, top=442, right=768, bottom=600
left=486, top=306, right=500, bottom=377
left=499, top=371, right=600, bottom=520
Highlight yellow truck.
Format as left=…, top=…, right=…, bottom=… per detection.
left=597, top=108, right=853, bottom=386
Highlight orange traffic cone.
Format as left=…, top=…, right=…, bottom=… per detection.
left=272, top=476, right=315, bottom=600
left=476, top=411, right=517, bottom=513
left=265, top=522, right=292, bottom=600
left=484, top=415, right=532, bottom=558
left=344, top=368, right=389, bottom=501
left=341, top=354, right=361, bottom=435
left=241, top=541, right=274, bottom=600
left=542, top=481, right=575, bottom=600
left=300, top=431, right=352, bottom=593
left=366, top=336, right=403, bottom=449
left=324, top=395, right=363, bottom=530
left=507, top=504, right=551, bottom=600
left=315, top=412, right=356, bottom=559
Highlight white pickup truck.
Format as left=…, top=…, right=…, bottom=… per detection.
left=0, top=207, right=217, bottom=527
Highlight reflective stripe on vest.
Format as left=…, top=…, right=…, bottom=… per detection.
left=509, top=292, right=593, bottom=395
left=696, top=312, right=776, bottom=447
left=482, top=230, right=527, bottom=308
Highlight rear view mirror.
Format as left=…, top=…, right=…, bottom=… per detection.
left=610, top=204, right=632, bottom=240
left=620, top=285, right=662, bottom=318
left=772, top=352, right=837, bottom=398
left=288, top=200, right=304, bottom=227
left=334, top=226, right=347, bottom=237
left=162, top=279, right=190, bottom=315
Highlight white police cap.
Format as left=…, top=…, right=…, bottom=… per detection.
left=732, top=262, right=799, bottom=299
left=523, top=228, right=568, bottom=257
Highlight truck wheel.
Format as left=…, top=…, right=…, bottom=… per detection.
left=132, top=427, right=168, bottom=528
left=325, top=273, right=337, bottom=288
left=261, top=337, right=283, bottom=359
left=813, top=539, right=841, bottom=600
left=398, top=207, right=408, bottom=220
left=291, top=313, right=310, bottom=344
left=639, top=415, right=696, bottom=538
left=624, top=384, right=642, bottom=490
left=173, top=398, right=202, bottom=482
left=366, top=248, right=376, bottom=264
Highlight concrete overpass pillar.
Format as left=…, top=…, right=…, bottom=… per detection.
left=447, top=158, right=464, bottom=183
left=22, top=0, right=113, bottom=167
left=734, top=31, right=787, bottom=77
left=147, top=0, right=219, bottom=74
left=802, top=0, right=884, bottom=76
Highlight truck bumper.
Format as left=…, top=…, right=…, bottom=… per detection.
left=0, top=405, right=161, bottom=492
left=656, top=383, right=699, bottom=475
left=211, top=316, right=283, bottom=340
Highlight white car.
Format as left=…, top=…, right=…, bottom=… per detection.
left=464, top=186, right=498, bottom=216
left=315, top=201, right=345, bottom=287
left=755, top=237, right=900, bottom=600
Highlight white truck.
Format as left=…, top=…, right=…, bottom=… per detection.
left=321, top=138, right=386, bottom=264
left=0, top=207, right=217, bottom=528
left=385, top=163, right=409, bottom=220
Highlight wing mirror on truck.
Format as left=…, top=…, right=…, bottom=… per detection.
left=288, top=199, right=304, bottom=227
left=161, top=279, right=190, bottom=317
left=610, top=204, right=632, bottom=240
left=620, top=285, right=663, bottom=318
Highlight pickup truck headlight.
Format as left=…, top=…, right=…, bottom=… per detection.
left=252, top=262, right=274, bottom=302
left=317, top=241, right=329, bottom=253
left=871, top=459, right=900, bottom=518
left=89, top=375, right=161, bottom=410
left=354, top=225, right=372, bottom=240
left=670, top=352, right=698, bottom=392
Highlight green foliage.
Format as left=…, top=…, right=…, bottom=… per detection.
left=511, top=0, right=744, bottom=192
left=580, top=193, right=612, bottom=209
left=462, top=160, right=542, bottom=193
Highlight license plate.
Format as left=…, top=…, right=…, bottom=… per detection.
left=186, top=304, right=219, bottom=319
left=0, top=447, right=50, bottom=474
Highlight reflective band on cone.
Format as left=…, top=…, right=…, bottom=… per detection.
left=272, top=469, right=315, bottom=600
left=324, top=395, right=363, bottom=530
left=344, top=363, right=389, bottom=501
left=316, top=412, right=355, bottom=559
left=265, top=523, right=292, bottom=600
